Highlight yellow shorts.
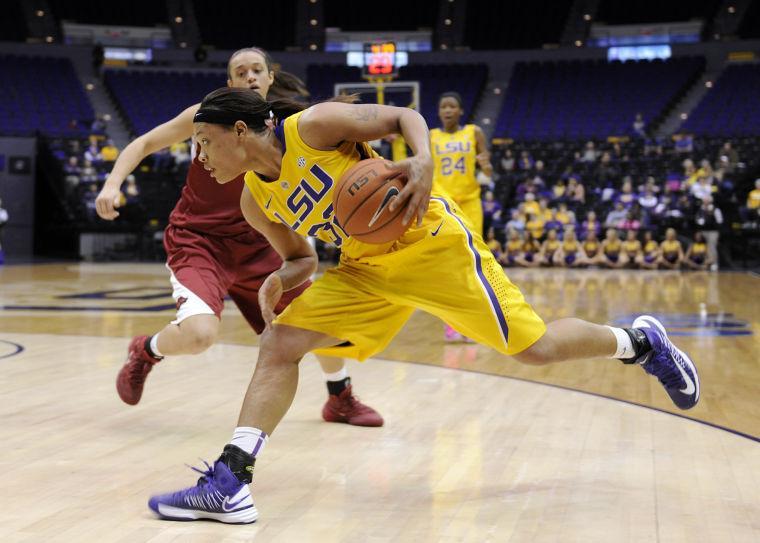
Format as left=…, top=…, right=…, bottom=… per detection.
left=278, top=197, right=546, bottom=360
left=455, top=197, right=483, bottom=237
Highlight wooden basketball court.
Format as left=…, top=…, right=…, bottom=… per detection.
left=1, top=263, right=758, bottom=542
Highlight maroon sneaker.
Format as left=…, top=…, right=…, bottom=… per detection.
left=322, top=385, right=384, bottom=427
left=116, top=335, right=161, bottom=405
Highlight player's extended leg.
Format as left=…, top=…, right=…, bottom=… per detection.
left=316, top=354, right=383, bottom=426
left=147, top=324, right=341, bottom=524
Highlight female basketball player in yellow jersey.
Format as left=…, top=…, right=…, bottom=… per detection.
left=147, top=87, right=700, bottom=524
left=430, top=92, right=492, bottom=236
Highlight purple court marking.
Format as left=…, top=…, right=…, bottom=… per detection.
left=0, top=340, right=24, bottom=360
left=372, top=356, right=760, bottom=445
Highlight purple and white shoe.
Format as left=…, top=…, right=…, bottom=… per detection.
left=148, top=446, right=258, bottom=524
left=633, top=315, right=700, bottom=410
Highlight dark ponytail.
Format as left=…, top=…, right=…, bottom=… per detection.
left=194, top=87, right=306, bottom=132
left=195, top=87, right=361, bottom=132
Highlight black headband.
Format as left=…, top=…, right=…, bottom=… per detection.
left=193, top=108, right=269, bottom=126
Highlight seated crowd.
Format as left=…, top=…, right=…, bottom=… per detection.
left=482, top=136, right=757, bottom=271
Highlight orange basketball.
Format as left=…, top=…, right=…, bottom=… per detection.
left=334, top=158, right=409, bottom=244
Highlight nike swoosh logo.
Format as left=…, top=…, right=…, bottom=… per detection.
left=222, top=495, right=247, bottom=512
left=674, top=354, right=696, bottom=395
left=639, top=319, right=695, bottom=395
left=367, top=186, right=400, bottom=228
left=264, top=195, right=273, bottom=209
left=431, top=221, right=444, bottom=236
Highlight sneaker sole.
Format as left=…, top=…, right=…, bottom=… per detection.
left=633, top=314, right=700, bottom=405
left=154, top=503, right=258, bottom=524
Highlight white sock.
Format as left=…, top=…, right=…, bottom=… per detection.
left=149, top=334, right=163, bottom=357
left=323, top=366, right=348, bottom=382
left=607, top=326, right=635, bottom=359
left=229, top=427, right=268, bottom=457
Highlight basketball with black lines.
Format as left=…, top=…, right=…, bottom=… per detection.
left=334, top=158, right=409, bottom=244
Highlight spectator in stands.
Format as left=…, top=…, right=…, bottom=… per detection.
left=505, top=209, right=525, bottom=234
left=64, top=156, right=81, bottom=195
left=553, top=227, right=583, bottom=268
left=694, top=195, right=723, bottom=270
left=91, top=115, right=107, bottom=133
left=600, top=229, right=626, bottom=269
left=641, top=176, right=660, bottom=195
left=674, top=132, right=694, bottom=154
left=718, top=141, right=738, bottom=174
left=581, top=141, right=598, bottom=163
left=683, top=231, right=712, bottom=271
left=517, top=231, right=541, bottom=268
left=537, top=197, right=552, bottom=221
left=523, top=192, right=540, bottom=216
left=682, top=158, right=699, bottom=186
left=690, top=175, right=713, bottom=202
left=552, top=179, right=566, bottom=202
left=622, top=230, right=642, bottom=268
left=170, top=140, right=191, bottom=171
left=617, top=178, right=636, bottom=208
left=619, top=209, right=642, bottom=232
left=743, top=179, right=760, bottom=222
left=525, top=212, right=545, bottom=241
left=533, top=160, right=546, bottom=186
left=518, top=150, right=534, bottom=170
left=539, top=229, right=561, bottom=266
left=84, top=140, right=102, bottom=164
left=581, top=230, right=603, bottom=266
left=482, top=190, right=502, bottom=233
left=596, top=151, right=618, bottom=186
left=101, top=139, right=119, bottom=163
left=638, top=189, right=658, bottom=213
left=640, top=230, right=660, bottom=270
left=556, top=202, right=576, bottom=226
left=665, top=173, right=682, bottom=193
left=581, top=210, right=601, bottom=239
left=632, top=113, right=646, bottom=138
left=566, top=176, right=585, bottom=205
left=81, top=159, right=98, bottom=185
left=501, top=149, right=515, bottom=172
left=544, top=209, right=563, bottom=233
left=83, top=183, right=100, bottom=222
left=123, top=175, right=140, bottom=206
left=503, top=229, right=523, bottom=267
left=658, top=228, right=684, bottom=270
left=605, top=202, right=628, bottom=229
left=485, top=227, right=503, bottom=261
left=0, top=198, right=7, bottom=263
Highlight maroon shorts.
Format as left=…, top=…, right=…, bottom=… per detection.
left=163, top=224, right=311, bottom=334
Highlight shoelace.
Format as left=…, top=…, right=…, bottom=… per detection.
left=646, top=353, right=685, bottom=390
left=127, top=361, right=151, bottom=386
left=187, top=459, right=215, bottom=487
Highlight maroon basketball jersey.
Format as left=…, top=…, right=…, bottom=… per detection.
left=168, top=155, right=252, bottom=237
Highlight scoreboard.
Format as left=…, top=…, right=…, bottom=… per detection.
left=362, top=41, right=398, bottom=77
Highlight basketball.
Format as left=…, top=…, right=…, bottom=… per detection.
left=333, top=158, right=409, bottom=244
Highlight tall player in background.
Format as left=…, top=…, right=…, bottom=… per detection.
left=95, top=47, right=382, bottom=426
left=430, top=91, right=493, bottom=341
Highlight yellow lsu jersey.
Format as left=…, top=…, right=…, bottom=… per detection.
left=430, top=124, right=479, bottom=203
left=243, top=111, right=545, bottom=360
left=244, top=111, right=391, bottom=260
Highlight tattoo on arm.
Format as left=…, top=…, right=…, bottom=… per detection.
left=349, top=105, right=379, bottom=122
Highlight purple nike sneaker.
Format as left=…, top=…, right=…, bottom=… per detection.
left=148, top=445, right=258, bottom=524
left=632, top=315, right=700, bottom=410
